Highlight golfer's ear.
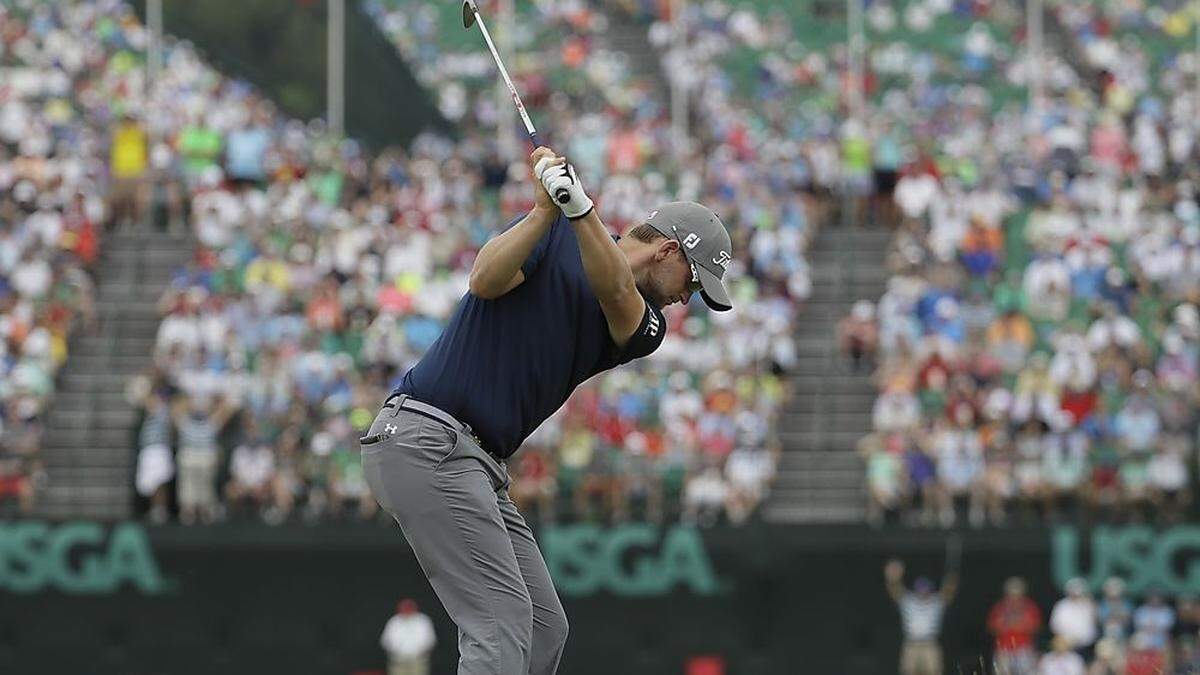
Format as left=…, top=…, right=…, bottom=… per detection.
left=658, top=237, right=679, bottom=260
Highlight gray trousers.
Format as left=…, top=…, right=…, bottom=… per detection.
left=361, top=401, right=569, bottom=675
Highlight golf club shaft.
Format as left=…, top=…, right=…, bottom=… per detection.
left=471, top=7, right=537, bottom=138
left=466, top=2, right=570, bottom=204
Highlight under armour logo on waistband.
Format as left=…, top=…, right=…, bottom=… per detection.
left=385, top=424, right=397, bottom=434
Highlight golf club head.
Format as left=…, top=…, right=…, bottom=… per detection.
left=462, top=0, right=477, bottom=29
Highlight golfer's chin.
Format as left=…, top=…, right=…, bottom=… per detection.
left=636, top=284, right=667, bottom=310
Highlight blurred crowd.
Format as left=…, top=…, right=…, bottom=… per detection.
left=363, top=0, right=652, bottom=134
left=817, top=0, right=1200, bottom=527
left=16, top=0, right=813, bottom=526
left=14, top=0, right=1198, bottom=528
left=0, top=0, right=118, bottom=513
left=887, top=561, right=1200, bottom=675
left=634, top=0, right=1033, bottom=213
left=989, top=576, right=1200, bottom=675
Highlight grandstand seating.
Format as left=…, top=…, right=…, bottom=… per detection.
left=2, top=0, right=809, bottom=526
left=0, top=0, right=119, bottom=514
left=856, top=0, right=1200, bottom=526
left=13, top=0, right=1196, bottom=533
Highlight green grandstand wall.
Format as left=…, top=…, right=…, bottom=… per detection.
left=5, top=521, right=1191, bottom=674
left=131, top=0, right=452, bottom=149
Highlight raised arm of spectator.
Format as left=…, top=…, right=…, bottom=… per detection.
left=156, top=288, right=180, bottom=316
left=211, top=395, right=242, bottom=430
left=940, top=571, right=960, bottom=604
left=884, top=559, right=906, bottom=602
left=169, top=396, right=188, bottom=425
left=468, top=148, right=559, bottom=299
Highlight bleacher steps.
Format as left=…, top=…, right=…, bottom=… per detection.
left=36, top=229, right=190, bottom=520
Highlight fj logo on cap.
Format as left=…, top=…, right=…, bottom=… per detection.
left=683, top=233, right=701, bottom=249
left=713, top=251, right=731, bottom=269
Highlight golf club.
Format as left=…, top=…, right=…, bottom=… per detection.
left=462, top=0, right=570, bottom=205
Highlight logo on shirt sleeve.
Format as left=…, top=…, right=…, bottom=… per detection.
left=645, top=311, right=661, bottom=337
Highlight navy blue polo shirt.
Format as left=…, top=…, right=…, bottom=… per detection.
left=392, top=213, right=666, bottom=458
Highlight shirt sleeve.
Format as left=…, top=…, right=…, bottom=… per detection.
left=498, top=212, right=558, bottom=279
left=613, top=301, right=666, bottom=365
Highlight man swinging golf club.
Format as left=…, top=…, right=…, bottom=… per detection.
left=358, top=2, right=734, bottom=673
left=358, top=144, right=734, bottom=675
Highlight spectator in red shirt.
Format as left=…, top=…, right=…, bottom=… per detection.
left=509, top=445, right=557, bottom=523
left=987, top=577, right=1042, bottom=675
left=1122, top=632, right=1165, bottom=675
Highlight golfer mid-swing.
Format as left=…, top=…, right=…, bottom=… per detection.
left=359, top=146, right=734, bottom=675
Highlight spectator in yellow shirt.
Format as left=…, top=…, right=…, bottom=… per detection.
left=109, top=114, right=148, bottom=231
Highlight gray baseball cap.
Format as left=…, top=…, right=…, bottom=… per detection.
left=645, top=202, right=733, bottom=311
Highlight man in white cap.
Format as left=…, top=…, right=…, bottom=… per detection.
left=380, top=599, right=436, bottom=675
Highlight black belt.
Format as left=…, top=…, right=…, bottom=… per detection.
left=362, top=394, right=502, bottom=461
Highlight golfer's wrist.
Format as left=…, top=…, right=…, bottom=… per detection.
left=565, top=201, right=594, bottom=220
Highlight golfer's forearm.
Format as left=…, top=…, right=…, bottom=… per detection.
left=469, top=206, right=556, bottom=297
left=571, top=210, right=635, bottom=301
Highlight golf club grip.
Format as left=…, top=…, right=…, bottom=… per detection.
left=527, top=131, right=571, bottom=205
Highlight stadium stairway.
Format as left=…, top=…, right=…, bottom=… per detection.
left=763, top=221, right=891, bottom=523
left=37, top=229, right=191, bottom=520
left=1042, top=4, right=1098, bottom=95
left=601, top=4, right=671, bottom=96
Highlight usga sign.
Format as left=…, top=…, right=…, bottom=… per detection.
left=0, top=521, right=168, bottom=594
left=1053, top=525, right=1200, bottom=597
left=540, top=524, right=722, bottom=598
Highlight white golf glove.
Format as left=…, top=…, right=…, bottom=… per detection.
left=535, top=157, right=593, bottom=220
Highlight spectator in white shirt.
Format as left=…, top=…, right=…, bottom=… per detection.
left=1023, top=256, right=1071, bottom=322
left=1049, top=579, right=1097, bottom=655
left=155, top=295, right=203, bottom=356
left=724, top=446, right=774, bottom=524
left=381, top=599, right=437, bottom=675
left=11, top=250, right=52, bottom=300
left=1148, top=436, right=1190, bottom=519
left=873, top=389, right=921, bottom=432
left=895, top=171, right=940, bottom=219
left=1086, top=306, right=1140, bottom=353
left=1048, top=334, right=1096, bottom=391
left=1026, top=201, right=1081, bottom=253
left=224, top=425, right=276, bottom=519
left=684, top=465, right=729, bottom=527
